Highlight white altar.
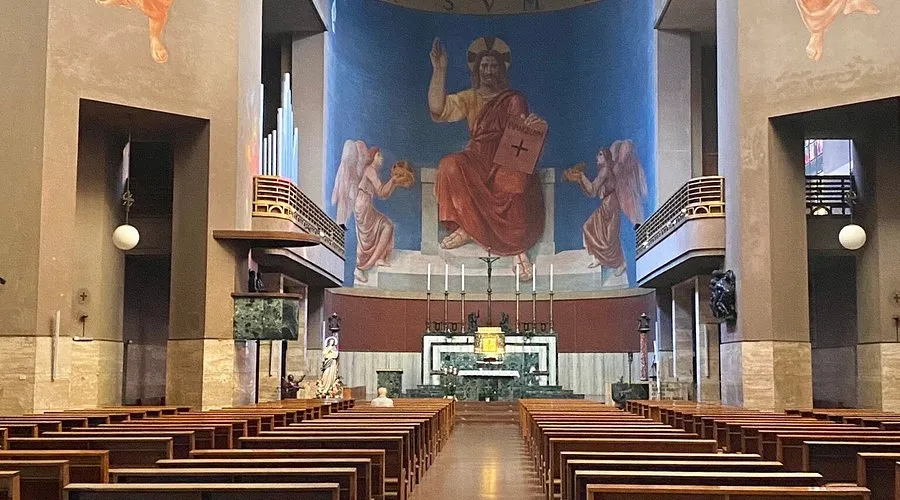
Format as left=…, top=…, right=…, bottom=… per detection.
left=422, top=334, right=557, bottom=386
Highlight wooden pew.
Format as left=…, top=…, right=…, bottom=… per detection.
left=239, top=435, right=407, bottom=500
left=585, top=484, right=872, bottom=499
left=0, top=471, right=19, bottom=500
left=41, top=430, right=197, bottom=458
left=7, top=437, right=172, bottom=467
left=573, top=471, right=824, bottom=500
left=0, top=430, right=5, bottom=451
left=190, top=448, right=386, bottom=500
left=157, top=457, right=372, bottom=500
left=64, top=482, right=341, bottom=500
left=856, top=452, right=900, bottom=500
left=562, top=460, right=784, bottom=500
left=110, top=467, right=358, bottom=500
left=547, top=437, right=718, bottom=499
left=0, top=418, right=85, bottom=432
left=0, top=460, right=67, bottom=500
left=0, top=421, right=62, bottom=436
left=803, top=441, right=900, bottom=482
left=0, top=451, right=108, bottom=483
left=777, top=434, right=900, bottom=470
left=96, top=423, right=229, bottom=449
left=129, top=417, right=248, bottom=443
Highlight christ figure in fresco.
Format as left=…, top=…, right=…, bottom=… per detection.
left=565, top=140, right=647, bottom=277
left=428, top=36, right=546, bottom=281
left=332, top=140, right=414, bottom=283
left=795, top=0, right=879, bottom=61
left=96, top=0, right=174, bottom=63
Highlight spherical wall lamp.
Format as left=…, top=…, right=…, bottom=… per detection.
left=112, top=224, right=140, bottom=250
left=839, top=223, right=866, bottom=250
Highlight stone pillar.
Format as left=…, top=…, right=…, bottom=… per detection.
left=293, top=33, right=326, bottom=209
left=854, top=108, right=900, bottom=411
left=716, top=0, right=812, bottom=411
left=695, top=276, right=721, bottom=403
left=672, top=281, right=695, bottom=400
left=654, top=288, right=673, bottom=399
left=655, top=29, right=696, bottom=205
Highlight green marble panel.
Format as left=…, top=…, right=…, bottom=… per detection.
left=233, top=296, right=300, bottom=341
left=376, top=370, right=403, bottom=398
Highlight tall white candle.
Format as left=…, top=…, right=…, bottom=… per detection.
left=550, top=264, right=554, bottom=292
left=532, top=264, right=536, bottom=292
left=427, top=263, right=432, bottom=291
left=461, top=264, right=465, bottom=292
left=444, top=264, right=449, bottom=292
left=516, top=264, right=520, bottom=292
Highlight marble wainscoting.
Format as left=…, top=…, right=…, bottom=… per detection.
left=720, top=341, right=812, bottom=411
left=123, top=343, right=167, bottom=405
left=557, top=352, right=642, bottom=401
left=858, top=343, right=900, bottom=412
left=314, top=350, right=422, bottom=398
left=69, top=339, right=124, bottom=409
left=812, top=346, right=857, bottom=408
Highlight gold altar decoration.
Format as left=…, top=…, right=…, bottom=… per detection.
left=474, top=326, right=505, bottom=362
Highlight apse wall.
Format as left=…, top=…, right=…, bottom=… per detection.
left=325, top=0, right=657, bottom=292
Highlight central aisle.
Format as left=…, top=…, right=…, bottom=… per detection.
left=411, top=422, right=545, bottom=499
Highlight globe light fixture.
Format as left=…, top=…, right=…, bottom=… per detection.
left=113, top=224, right=140, bottom=250
left=839, top=223, right=866, bottom=250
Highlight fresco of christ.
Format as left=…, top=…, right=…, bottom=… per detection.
left=428, top=36, right=546, bottom=281
left=96, top=0, right=174, bottom=63
left=795, top=0, right=879, bottom=61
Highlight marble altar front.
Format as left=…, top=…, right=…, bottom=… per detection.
left=422, top=334, right=557, bottom=386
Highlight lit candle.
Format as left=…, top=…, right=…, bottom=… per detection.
left=444, top=264, right=449, bottom=292
left=532, top=264, right=536, bottom=292
left=461, top=264, right=465, bottom=292
left=516, top=264, right=520, bottom=292
left=427, top=263, right=431, bottom=291
left=550, top=264, right=554, bottom=292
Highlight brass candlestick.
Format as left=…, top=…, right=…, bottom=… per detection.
left=515, top=291, right=521, bottom=334
left=531, top=290, right=537, bottom=334
left=443, top=290, right=450, bottom=333
left=549, top=291, right=555, bottom=334
left=425, top=291, right=432, bottom=333
left=460, top=291, right=466, bottom=333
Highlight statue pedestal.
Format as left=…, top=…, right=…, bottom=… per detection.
left=376, top=369, right=403, bottom=399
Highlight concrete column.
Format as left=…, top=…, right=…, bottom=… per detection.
left=854, top=106, right=900, bottom=411
left=655, top=30, right=695, bottom=205
left=717, top=0, right=812, bottom=411
left=672, top=281, right=695, bottom=400
left=695, top=276, right=721, bottom=403
left=654, top=288, right=674, bottom=398
left=293, top=34, right=326, bottom=209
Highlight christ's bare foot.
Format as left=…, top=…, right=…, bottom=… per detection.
left=355, top=268, right=369, bottom=283
left=440, top=228, right=471, bottom=249
left=845, top=0, right=879, bottom=15
left=588, top=259, right=601, bottom=269
left=614, top=265, right=627, bottom=277
left=151, top=36, right=168, bottom=63
left=376, top=259, right=391, bottom=267
left=515, top=253, right=533, bottom=281
left=806, top=33, right=824, bottom=61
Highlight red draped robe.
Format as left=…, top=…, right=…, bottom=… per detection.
left=433, top=89, right=544, bottom=256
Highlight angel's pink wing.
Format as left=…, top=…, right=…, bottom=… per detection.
left=611, top=139, right=648, bottom=225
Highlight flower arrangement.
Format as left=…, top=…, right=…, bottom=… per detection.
left=316, top=375, right=344, bottom=399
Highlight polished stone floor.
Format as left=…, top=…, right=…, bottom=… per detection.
left=410, top=422, right=545, bottom=500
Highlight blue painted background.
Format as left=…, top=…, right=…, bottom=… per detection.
left=325, top=0, right=657, bottom=288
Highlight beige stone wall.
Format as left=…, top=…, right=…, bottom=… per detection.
left=0, top=0, right=264, bottom=413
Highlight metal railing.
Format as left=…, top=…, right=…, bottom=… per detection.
left=636, top=176, right=725, bottom=257
left=806, top=175, right=853, bottom=216
left=252, top=175, right=345, bottom=256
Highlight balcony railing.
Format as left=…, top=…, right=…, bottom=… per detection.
left=636, top=176, right=725, bottom=257
left=806, top=175, right=853, bottom=216
left=252, top=175, right=345, bottom=256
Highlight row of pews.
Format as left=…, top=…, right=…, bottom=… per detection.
left=521, top=398, right=900, bottom=500
left=0, top=397, right=453, bottom=500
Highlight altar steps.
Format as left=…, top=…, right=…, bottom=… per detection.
left=455, top=401, right=519, bottom=423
